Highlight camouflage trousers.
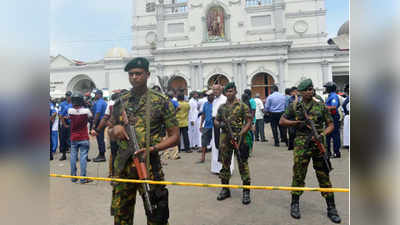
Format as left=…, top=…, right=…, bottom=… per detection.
left=218, top=134, right=251, bottom=184
left=111, top=159, right=169, bottom=225
left=291, top=136, right=334, bottom=198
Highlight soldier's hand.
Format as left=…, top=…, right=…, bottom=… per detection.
left=295, top=121, right=306, bottom=128
left=190, top=121, right=195, bottom=126
left=90, top=129, right=98, bottom=136
left=219, top=122, right=226, bottom=129
left=109, top=125, right=129, bottom=141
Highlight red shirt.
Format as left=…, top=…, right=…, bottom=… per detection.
left=67, top=107, right=92, bottom=141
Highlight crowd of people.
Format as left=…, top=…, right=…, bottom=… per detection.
left=49, top=56, right=350, bottom=224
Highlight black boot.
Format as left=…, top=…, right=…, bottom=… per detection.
left=242, top=189, right=251, bottom=205
left=50, top=152, right=53, bottom=161
left=59, top=153, right=66, bottom=161
left=242, top=181, right=251, bottom=205
left=93, top=153, right=106, bottom=162
left=326, top=196, right=341, bottom=223
left=290, top=194, right=301, bottom=219
left=217, top=180, right=231, bottom=201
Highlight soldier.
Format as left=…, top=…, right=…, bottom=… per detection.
left=279, top=79, right=341, bottom=223
left=214, top=82, right=252, bottom=205
left=107, top=57, right=179, bottom=225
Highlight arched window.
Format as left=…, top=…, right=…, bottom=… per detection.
left=206, top=6, right=225, bottom=41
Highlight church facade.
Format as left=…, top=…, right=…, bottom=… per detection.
left=50, top=0, right=349, bottom=99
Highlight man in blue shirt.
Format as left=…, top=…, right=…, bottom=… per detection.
left=324, top=82, right=341, bottom=158
left=59, top=91, right=72, bottom=161
left=265, top=85, right=288, bottom=147
left=197, top=90, right=214, bottom=163
left=91, top=90, right=108, bottom=162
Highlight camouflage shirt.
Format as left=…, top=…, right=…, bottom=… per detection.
left=216, top=99, right=252, bottom=134
left=111, top=89, right=178, bottom=159
left=283, top=99, right=333, bottom=136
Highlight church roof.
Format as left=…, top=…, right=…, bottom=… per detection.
left=327, top=20, right=349, bottom=51
left=338, top=20, right=349, bottom=36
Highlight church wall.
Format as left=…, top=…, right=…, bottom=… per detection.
left=287, top=63, right=324, bottom=90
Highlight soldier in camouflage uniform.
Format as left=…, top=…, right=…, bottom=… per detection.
left=279, top=79, right=341, bottom=223
left=214, top=82, right=253, bottom=205
left=108, top=57, right=179, bottom=225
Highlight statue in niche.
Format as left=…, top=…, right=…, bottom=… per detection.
left=207, top=6, right=225, bottom=41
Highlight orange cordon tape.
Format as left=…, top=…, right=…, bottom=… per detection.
left=49, top=174, right=349, bottom=193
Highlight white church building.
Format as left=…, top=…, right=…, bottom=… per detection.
left=50, top=0, right=349, bottom=99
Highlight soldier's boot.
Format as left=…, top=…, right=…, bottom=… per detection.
left=59, top=153, right=66, bottom=161
left=93, top=153, right=106, bottom=162
left=242, top=189, right=251, bottom=205
left=326, top=196, right=341, bottom=223
left=290, top=194, right=301, bottom=219
left=242, top=181, right=251, bottom=205
left=217, top=180, right=231, bottom=201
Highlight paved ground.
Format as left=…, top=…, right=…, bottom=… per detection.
left=50, top=129, right=349, bottom=225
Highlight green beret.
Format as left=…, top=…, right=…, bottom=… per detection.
left=224, top=82, right=236, bottom=92
left=124, top=57, right=149, bottom=72
left=297, top=79, right=313, bottom=91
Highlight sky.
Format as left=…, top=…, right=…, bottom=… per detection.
left=50, top=0, right=349, bottom=62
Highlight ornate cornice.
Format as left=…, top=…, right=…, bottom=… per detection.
left=164, top=35, right=189, bottom=41
left=190, top=3, right=203, bottom=8
left=131, top=24, right=156, bottom=31
left=246, top=28, right=286, bottom=35
left=287, top=32, right=328, bottom=39
left=132, top=45, right=151, bottom=50
left=154, top=41, right=292, bottom=54
left=229, top=0, right=241, bottom=6
left=162, top=12, right=188, bottom=20
left=245, top=2, right=285, bottom=14
left=286, top=9, right=327, bottom=18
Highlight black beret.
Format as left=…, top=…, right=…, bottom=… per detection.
left=224, top=82, right=237, bottom=92
left=298, top=79, right=313, bottom=91
left=124, top=57, right=149, bottom=72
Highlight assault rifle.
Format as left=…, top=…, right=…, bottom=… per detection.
left=222, top=113, right=242, bottom=164
left=120, top=110, right=154, bottom=215
left=299, top=103, right=333, bottom=173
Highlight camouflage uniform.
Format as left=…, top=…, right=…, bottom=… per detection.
left=216, top=100, right=252, bottom=184
left=283, top=99, right=334, bottom=198
left=110, top=89, right=178, bottom=225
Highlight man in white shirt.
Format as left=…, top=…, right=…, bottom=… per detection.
left=188, top=91, right=201, bottom=150
left=254, top=93, right=267, bottom=142
left=211, top=84, right=231, bottom=174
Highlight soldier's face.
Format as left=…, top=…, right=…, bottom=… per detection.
left=300, top=86, right=313, bottom=100
left=225, top=88, right=236, bottom=101
left=128, top=68, right=150, bottom=88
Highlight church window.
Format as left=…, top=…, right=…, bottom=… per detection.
left=170, top=0, right=187, bottom=13
left=206, top=6, right=225, bottom=41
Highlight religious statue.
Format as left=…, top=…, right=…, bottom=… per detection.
left=207, top=6, right=225, bottom=41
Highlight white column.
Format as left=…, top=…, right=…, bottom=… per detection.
left=240, top=59, right=248, bottom=94
left=105, top=71, right=110, bottom=91
left=189, top=62, right=195, bottom=90
left=321, top=60, right=332, bottom=85
left=199, top=62, right=204, bottom=89
left=277, top=57, right=287, bottom=92
left=273, top=0, right=286, bottom=39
